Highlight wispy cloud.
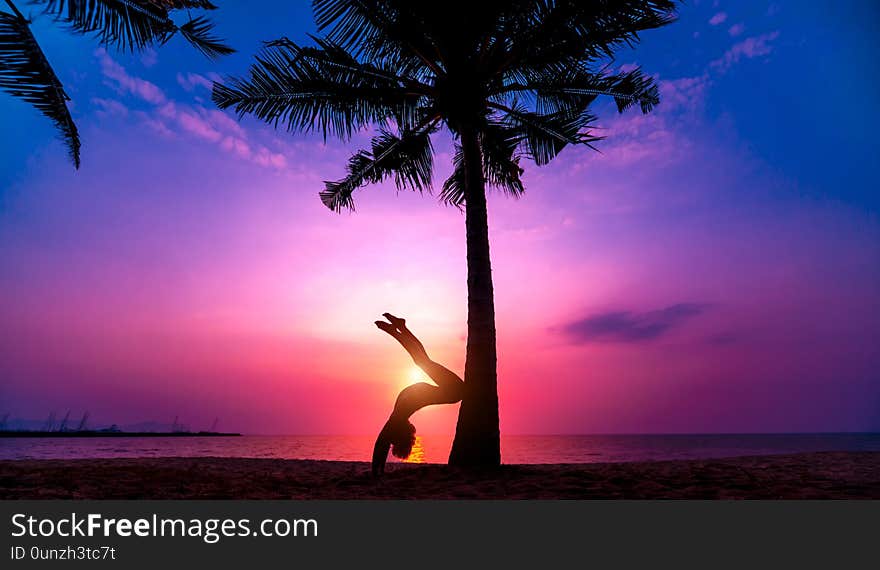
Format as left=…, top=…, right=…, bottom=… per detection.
left=728, top=23, right=745, bottom=37
left=177, top=72, right=218, bottom=92
left=579, top=72, right=709, bottom=168
left=659, top=74, right=711, bottom=112
left=710, top=31, right=780, bottom=72
left=140, top=48, right=158, bottom=68
left=558, top=303, right=709, bottom=344
left=96, top=49, right=165, bottom=105
left=709, top=12, right=728, bottom=26
left=94, top=51, right=286, bottom=170
left=92, top=98, right=128, bottom=119
left=586, top=25, right=781, bottom=170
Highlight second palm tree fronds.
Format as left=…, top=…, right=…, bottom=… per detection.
left=0, top=0, right=233, bottom=169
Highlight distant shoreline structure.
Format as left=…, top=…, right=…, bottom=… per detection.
left=0, top=431, right=241, bottom=438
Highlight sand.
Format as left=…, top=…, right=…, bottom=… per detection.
left=1, top=452, right=878, bottom=499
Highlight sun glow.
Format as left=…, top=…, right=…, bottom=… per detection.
left=408, top=365, right=427, bottom=383
left=395, top=365, right=427, bottom=395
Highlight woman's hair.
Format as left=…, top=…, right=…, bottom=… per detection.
left=389, top=420, right=417, bottom=459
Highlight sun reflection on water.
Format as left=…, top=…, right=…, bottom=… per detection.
left=403, top=435, right=425, bottom=463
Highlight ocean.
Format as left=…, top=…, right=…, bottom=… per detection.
left=2, top=433, right=878, bottom=464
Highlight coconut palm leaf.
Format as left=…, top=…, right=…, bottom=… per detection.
left=212, top=38, right=425, bottom=140
left=34, top=0, right=232, bottom=56
left=490, top=102, right=601, bottom=166
left=313, top=0, right=443, bottom=78
left=0, top=0, right=231, bottom=169
left=151, top=1, right=217, bottom=8
left=489, top=0, right=677, bottom=73
left=320, top=123, right=436, bottom=212
left=441, top=124, right=524, bottom=206
left=499, top=67, right=660, bottom=116
left=0, top=9, right=80, bottom=167
left=178, top=15, right=234, bottom=59
left=219, top=0, right=676, bottom=209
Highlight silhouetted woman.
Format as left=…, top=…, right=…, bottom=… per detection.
left=372, top=313, right=464, bottom=476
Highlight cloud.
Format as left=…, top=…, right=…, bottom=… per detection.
left=137, top=113, right=176, bottom=138
left=156, top=102, right=286, bottom=168
left=177, top=72, right=216, bottom=92
left=176, top=109, right=224, bottom=142
left=586, top=26, right=780, bottom=169
left=709, top=12, right=728, bottom=25
left=94, top=51, right=287, bottom=170
left=559, top=303, right=709, bottom=343
left=95, top=49, right=165, bottom=104
left=710, top=31, right=780, bottom=72
left=728, top=23, right=745, bottom=37
left=659, top=74, right=711, bottom=113
left=253, top=146, right=288, bottom=169
left=91, top=98, right=128, bottom=118
left=589, top=114, right=687, bottom=167
left=583, top=72, right=709, bottom=168
left=140, top=48, right=158, bottom=68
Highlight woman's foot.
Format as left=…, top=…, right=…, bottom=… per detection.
left=382, top=313, right=406, bottom=331
left=375, top=320, right=398, bottom=335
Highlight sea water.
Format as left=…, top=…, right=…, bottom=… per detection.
left=2, top=433, right=878, bottom=464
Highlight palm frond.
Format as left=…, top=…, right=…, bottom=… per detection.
left=34, top=0, right=232, bottom=56
left=313, top=0, right=442, bottom=77
left=212, top=39, right=424, bottom=139
left=320, top=124, right=436, bottom=212
left=0, top=9, right=80, bottom=167
left=179, top=15, right=234, bottom=59
left=303, top=35, right=433, bottom=96
left=151, top=1, right=217, bottom=8
left=215, top=1, right=676, bottom=210
left=441, top=124, right=525, bottom=207
left=495, top=0, right=677, bottom=73
left=498, top=67, right=660, bottom=115
left=36, top=0, right=175, bottom=51
left=567, top=68, right=659, bottom=114
left=492, top=102, right=600, bottom=166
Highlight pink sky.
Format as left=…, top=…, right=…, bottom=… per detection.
left=1, top=4, right=878, bottom=434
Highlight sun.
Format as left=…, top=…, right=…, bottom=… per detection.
left=396, top=365, right=427, bottom=394
left=408, top=365, right=427, bottom=383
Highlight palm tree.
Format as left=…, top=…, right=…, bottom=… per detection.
left=213, top=0, right=677, bottom=466
left=0, top=0, right=232, bottom=169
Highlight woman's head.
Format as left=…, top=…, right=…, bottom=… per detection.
left=389, top=420, right=416, bottom=459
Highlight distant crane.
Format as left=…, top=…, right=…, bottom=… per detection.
left=58, top=410, right=71, bottom=432
left=42, top=411, right=56, bottom=432
left=171, top=416, right=189, bottom=433
left=209, top=417, right=219, bottom=432
left=0, top=412, right=9, bottom=431
left=76, top=411, right=90, bottom=432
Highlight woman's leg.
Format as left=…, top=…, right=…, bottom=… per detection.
left=376, top=315, right=464, bottom=397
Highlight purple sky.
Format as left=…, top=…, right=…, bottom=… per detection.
left=0, top=1, right=878, bottom=434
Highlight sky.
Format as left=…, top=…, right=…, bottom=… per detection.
left=1, top=1, right=878, bottom=435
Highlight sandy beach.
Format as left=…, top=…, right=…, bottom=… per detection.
left=1, top=451, right=878, bottom=499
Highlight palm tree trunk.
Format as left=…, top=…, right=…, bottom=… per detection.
left=448, top=124, right=501, bottom=467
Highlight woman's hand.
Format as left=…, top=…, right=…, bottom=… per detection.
left=382, top=312, right=406, bottom=330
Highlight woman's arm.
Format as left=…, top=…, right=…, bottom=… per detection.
left=371, top=422, right=392, bottom=477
